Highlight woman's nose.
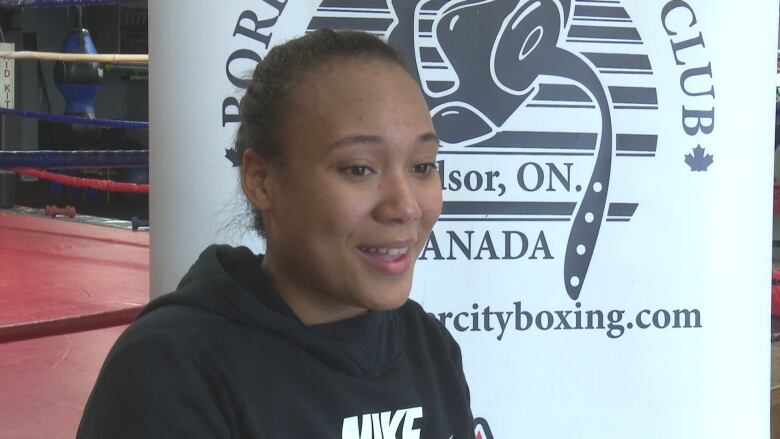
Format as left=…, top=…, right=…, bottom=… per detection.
left=373, top=171, right=422, bottom=224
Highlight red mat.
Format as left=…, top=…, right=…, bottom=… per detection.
left=0, top=326, right=128, bottom=439
left=0, top=211, right=149, bottom=437
left=0, top=211, right=148, bottom=341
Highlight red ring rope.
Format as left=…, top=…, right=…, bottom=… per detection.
left=14, top=168, right=149, bottom=193
left=0, top=306, right=144, bottom=344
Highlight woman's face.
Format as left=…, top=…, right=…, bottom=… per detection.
left=248, top=58, right=442, bottom=324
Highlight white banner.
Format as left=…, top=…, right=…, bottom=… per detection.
left=150, top=1, right=777, bottom=437
left=1, top=42, right=14, bottom=109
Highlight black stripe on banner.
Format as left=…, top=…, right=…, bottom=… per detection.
left=582, top=52, right=651, bottom=71
left=574, top=5, right=630, bottom=19
left=569, top=25, right=641, bottom=41
left=526, top=104, right=596, bottom=109
left=304, top=29, right=388, bottom=37
left=438, top=218, right=571, bottom=222
left=439, top=151, right=595, bottom=157
left=616, top=153, right=654, bottom=157
left=613, top=105, right=657, bottom=110
left=473, top=131, right=598, bottom=150
left=319, top=8, right=392, bottom=14
left=567, top=39, right=643, bottom=45
left=608, top=86, right=658, bottom=105
left=599, top=70, right=651, bottom=75
left=319, top=0, right=390, bottom=8
left=442, top=201, right=576, bottom=216
left=607, top=203, right=638, bottom=217
left=572, top=17, right=632, bottom=23
left=616, top=134, right=658, bottom=152
left=308, top=17, right=393, bottom=32
left=535, top=84, right=591, bottom=102
left=468, top=132, right=657, bottom=152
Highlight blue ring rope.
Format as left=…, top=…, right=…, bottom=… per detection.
left=0, top=150, right=148, bottom=169
left=0, top=0, right=145, bottom=8
left=0, top=107, right=149, bottom=129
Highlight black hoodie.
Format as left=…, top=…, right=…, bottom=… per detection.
left=78, top=245, right=474, bottom=438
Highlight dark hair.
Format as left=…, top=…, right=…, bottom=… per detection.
left=236, top=29, right=409, bottom=237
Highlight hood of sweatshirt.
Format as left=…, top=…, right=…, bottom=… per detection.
left=138, top=244, right=402, bottom=378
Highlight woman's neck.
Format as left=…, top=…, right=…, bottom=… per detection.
left=260, top=253, right=368, bottom=326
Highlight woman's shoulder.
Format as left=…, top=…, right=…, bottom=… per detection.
left=109, top=274, right=260, bottom=367
left=100, top=304, right=228, bottom=381
left=78, top=302, right=237, bottom=438
left=119, top=299, right=224, bottom=347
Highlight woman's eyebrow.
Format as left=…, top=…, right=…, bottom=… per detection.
left=418, top=132, right=439, bottom=144
left=327, top=132, right=439, bottom=150
left=327, top=135, right=382, bottom=151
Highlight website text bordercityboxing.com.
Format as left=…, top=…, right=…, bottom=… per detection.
left=431, top=301, right=702, bottom=340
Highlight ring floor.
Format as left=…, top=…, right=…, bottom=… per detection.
left=0, top=210, right=149, bottom=438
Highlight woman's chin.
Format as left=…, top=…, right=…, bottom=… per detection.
left=364, top=290, right=412, bottom=312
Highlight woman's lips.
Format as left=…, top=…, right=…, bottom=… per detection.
left=358, top=242, right=415, bottom=276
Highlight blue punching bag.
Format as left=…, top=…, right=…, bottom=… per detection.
left=52, top=26, right=104, bottom=199
left=53, top=27, right=103, bottom=144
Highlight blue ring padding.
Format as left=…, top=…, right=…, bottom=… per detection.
left=0, top=107, right=148, bottom=129
left=0, top=0, right=144, bottom=8
left=0, top=150, right=148, bottom=169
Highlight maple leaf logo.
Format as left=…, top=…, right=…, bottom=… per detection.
left=684, top=145, right=713, bottom=172
left=224, top=148, right=240, bottom=167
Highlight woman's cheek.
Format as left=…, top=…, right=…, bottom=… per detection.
left=420, top=183, right=444, bottom=227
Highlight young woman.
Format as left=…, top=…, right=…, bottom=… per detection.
left=78, top=29, right=474, bottom=438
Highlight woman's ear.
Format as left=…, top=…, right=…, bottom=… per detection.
left=240, top=149, right=273, bottom=211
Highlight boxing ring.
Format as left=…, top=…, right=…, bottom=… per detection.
left=0, top=142, right=150, bottom=434
left=0, top=213, right=148, bottom=438
left=0, top=2, right=150, bottom=436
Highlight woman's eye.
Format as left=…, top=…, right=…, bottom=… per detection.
left=411, top=163, right=437, bottom=175
left=342, top=165, right=374, bottom=177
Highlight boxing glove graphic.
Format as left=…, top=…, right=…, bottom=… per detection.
left=421, top=0, right=613, bottom=299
